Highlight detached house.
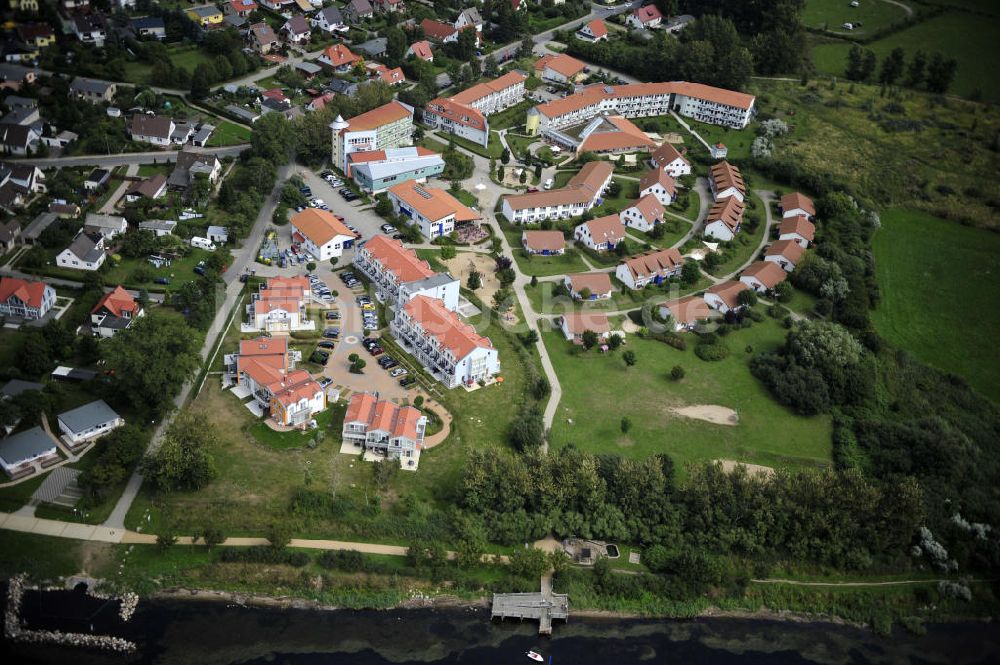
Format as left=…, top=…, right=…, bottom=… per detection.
left=406, top=40, right=433, bottom=62
left=312, top=6, right=346, bottom=33
left=373, top=0, right=403, bottom=12
left=780, top=192, right=815, bottom=219
left=90, top=285, right=143, bottom=337
left=420, top=19, right=458, bottom=43
left=577, top=18, right=608, bottom=42
left=0, top=427, right=58, bottom=478
left=650, top=142, right=691, bottom=177
left=627, top=5, right=663, bottom=30
left=703, top=196, right=745, bottom=242
left=69, top=77, right=116, bottom=103
left=281, top=15, right=312, bottom=45
left=704, top=280, right=749, bottom=314
left=616, top=248, right=684, bottom=290
left=638, top=168, right=676, bottom=206
left=621, top=194, right=664, bottom=233
left=740, top=260, right=787, bottom=293
left=58, top=400, right=124, bottom=446
left=521, top=230, right=565, bottom=256
left=0, top=276, right=55, bottom=320
left=248, top=22, right=279, bottom=54
left=318, top=43, right=360, bottom=72
left=57, top=232, right=106, bottom=271
left=778, top=215, right=816, bottom=248
left=455, top=8, right=482, bottom=32
left=0, top=122, right=38, bottom=155
left=128, top=114, right=174, bottom=147
left=169, top=149, right=222, bottom=190
left=765, top=239, right=805, bottom=272
left=709, top=160, right=745, bottom=202
left=290, top=208, right=353, bottom=260
left=83, top=213, right=127, bottom=240
left=560, top=311, right=617, bottom=344
left=386, top=180, right=480, bottom=241
left=124, top=174, right=167, bottom=202
left=342, top=392, right=426, bottom=467
left=659, top=296, right=710, bottom=332
left=534, top=53, right=586, bottom=84
left=574, top=213, right=625, bottom=252
left=226, top=0, right=257, bottom=17
left=565, top=272, right=613, bottom=300
left=343, top=0, right=373, bottom=21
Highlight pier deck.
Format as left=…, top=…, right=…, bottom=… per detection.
left=490, top=591, right=569, bottom=634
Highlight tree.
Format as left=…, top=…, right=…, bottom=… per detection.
left=17, top=334, right=51, bottom=377
left=156, top=530, right=177, bottom=552
left=607, top=333, right=623, bottom=351
left=202, top=526, right=225, bottom=549
left=737, top=288, right=758, bottom=308
left=878, top=47, right=905, bottom=86
left=306, top=261, right=317, bottom=272
left=350, top=357, right=367, bottom=374
left=519, top=170, right=527, bottom=184
left=680, top=260, right=700, bottom=286
left=581, top=329, right=599, bottom=350
left=860, top=49, right=877, bottom=82
left=190, top=62, right=215, bottom=99
left=623, top=349, right=637, bottom=367
left=620, top=417, right=632, bottom=434
left=510, top=408, right=544, bottom=451
left=372, top=458, right=396, bottom=491
left=467, top=269, right=482, bottom=290
left=500, top=148, right=510, bottom=165
left=926, top=53, right=958, bottom=93
left=529, top=275, right=538, bottom=288
left=905, top=50, right=927, bottom=88
left=508, top=547, right=548, bottom=580
left=483, top=54, right=499, bottom=78
left=492, top=287, right=513, bottom=313
left=670, top=365, right=685, bottom=381
left=250, top=112, right=293, bottom=162
left=329, top=257, right=338, bottom=268
left=267, top=522, right=291, bottom=549
left=272, top=204, right=289, bottom=226
left=142, top=412, right=219, bottom=492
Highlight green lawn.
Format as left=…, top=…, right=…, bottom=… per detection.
left=497, top=219, right=592, bottom=276
left=871, top=208, right=1000, bottom=402
left=504, top=133, right=536, bottom=160
left=809, top=10, right=1000, bottom=103
left=704, top=194, right=769, bottom=278
left=801, top=0, right=908, bottom=37
left=206, top=121, right=252, bottom=147
left=137, top=163, right=173, bottom=178
left=542, top=318, right=833, bottom=472
left=490, top=101, right=534, bottom=132
left=21, top=248, right=215, bottom=293
left=0, top=532, right=84, bottom=580
left=248, top=406, right=340, bottom=451
left=525, top=281, right=624, bottom=315
left=121, top=45, right=218, bottom=86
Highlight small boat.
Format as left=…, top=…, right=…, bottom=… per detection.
left=526, top=651, right=544, bottom=662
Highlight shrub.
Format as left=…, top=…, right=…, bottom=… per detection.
left=317, top=549, right=369, bottom=572
left=695, top=343, right=730, bottom=362
left=670, top=365, right=685, bottom=381
left=219, top=546, right=309, bottom=567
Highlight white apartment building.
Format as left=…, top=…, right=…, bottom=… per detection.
left=391, top=295, right=500, bottom=389
left=616, top=248, right=685, bottom=290
left=291, top=208, right=354, bottom=260
left=244, top=276, right=314, bottom=333
left=449, top=70, right=526, bottom=116
left=353, top=235, right=459, bottom=311
left=501, top=161, right=613, bottom=224
left=342, top=392, right=427, bottom=463
left=330, top=100, right=414, bottom=172
left=387, top=180, right=480, bottom=240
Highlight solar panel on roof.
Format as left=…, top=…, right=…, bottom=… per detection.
left=414, top=186, right=432, bottom=199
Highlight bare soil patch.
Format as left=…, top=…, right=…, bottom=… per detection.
left=440, top=252, right=520, bottom=324
left=714, top=459, right=776, bottom=478
left=671, top=404, right=739, bottom=426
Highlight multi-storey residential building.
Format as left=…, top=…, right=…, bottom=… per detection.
left=709, top=160, right=746, bottom=202
left=526, top=81, right=755, bottom=138
left=615, top=248, right=685, bottom=290
left=386, top=180, right=480, bottom=240
left=501, top=161, right=613, bottom=223
left=424, top=71, right=526, bottom=147
left=342, top=392, right=427, bottom=465
left=244, top=276, right=314, bottom=332
left=353, top=235, right=459, bottom=311
left=330, top=100, right=414, bottom=171
left=574, top=213, right=625, bottom=251
left=391, top=295, right=500, bottom=388
left=347, top=146, right=444, bottom=194
left=90, top=285, right=143, bottom=337
left=291, top=208, right=354, bottom=260
left=226, top=336, right=323, bottom=426
left=703, top=196, right=745, bottom=241
left=0, top=276, right=55, bottom=320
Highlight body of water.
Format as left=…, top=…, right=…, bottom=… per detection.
left=2, top=597, right=999, bottom=664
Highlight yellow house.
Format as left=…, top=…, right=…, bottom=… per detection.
left=17, top=23, right=55, bottom=49
left=10, top=0, right=40, bottom=13
left=186, top=5, right=225, bottom=27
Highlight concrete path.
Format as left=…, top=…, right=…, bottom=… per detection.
left=98, top=164, right=138, bottom=214
left=11, top=145, right=248, bottom=169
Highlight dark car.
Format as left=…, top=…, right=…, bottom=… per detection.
left=392, top=233, right=404, bottom=240
left=318, top=341, right=335, bottom=350
left=323, top=328, right=340, bottom=339
left=399, top=377, right=416, bottom=388
left=154, top=277, right=170, bottom=285
left=325, top=310, right=340, bottom=320
left=310, top=350, right=329, bottom=365
left=377, top=355, right=396, bottom=368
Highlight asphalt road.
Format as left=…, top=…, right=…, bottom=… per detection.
left=13, top=144, right=249, bottom=169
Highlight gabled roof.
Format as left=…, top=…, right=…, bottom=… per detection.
left=632, top=4, right=663, bottom=24
left=283, top=15, right=311, bottom=35
left=291, top=208, right=353, bottom=246
left=741, top=260, right=787, bottom=288
left=426, top=97, right=486, bottom=131
left=126, top=173, right=167, bottom=199
left=250, top=21, right=278, bottom=43
left=377, top=66, right=406, bottom=85
left=779, top=215, right=816, bottom=242
left=661, top=296, right=709, bottom=326
left=766, top=238, right=805, bottom=264
left=621, top=248, right=684, bottom=279
left=387, top=181, right=479, bottom=223
left=780, top=192, right=815, bottom=217
left=522, top=230, right=565, bottom=252
left=710, top=160, right=745, bottom=196
left=0, top=426, right=55, bottom=466
left=535, top=53, right=586, bottom=79
left=451, top=71, right=526, bottom=106
left=316, top=6, right=344, bottom=23
left=626, top=193, right=664, bottom=223
left=562, top=311, right=610, bottom=335
left=706, top=196, right=745, bottom=232
left=70, top=77, right=115, bottom=95
left=321, top=43, right=359, bottom=67
left=338, top=100, right=412, bottom=132
left=362, top=235, right=436, bottom=284
left=566, top=272, right=612, bottom=295
left=579, top=115, right=655, bottom=154
left=651, top=142, right=689, bottom=167
left=705, top=280, right=749, bottom=310
left=58, top=400, right=120, bottom=434
left=128, top=114, right=173, bottom=140
left=0, top=276, right=50, bottom=309
left=403, top=295, right=493, bottom=359
left=346, top=392, right=424, bottom=441
left=638, top=168, right=676, bottom=196
left=421, top=18, right=457, bottom=41
left=579, top=213, right=625, bottom=245
left=581, top=18, right=607, bottom=38
left=346, top=0, right=373, bottom=13
left=534, top=81, right=755, bottom=121
left=408, top=39, right=433, bottom=60
left=92, top=285, right=139, bottom=318
left=503, top=161, right=613, bottom=211
left=64, top=232, right=104, bottom=263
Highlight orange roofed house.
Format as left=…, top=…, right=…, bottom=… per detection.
left=534, top=53, right=586, bottom=84
left=290, top=208, right=355, bottom=261
left=244, top=275, right=315, bottom=333
left=226, top=336, right=325, bottom=426
left=317, top=43, right=360, bottom=73
left=386, top=180, right=480, bottom=240
left=615, top=248, right=684, bottom=290
left=90, top=285, right=143, bottom=338
left=559, top=311, right=623, bottom=344
left=740, top=260, right=787, bottom=293
left=564, top=272, right=613, bottom=300
left=502, top=161, right=613, bottom=223
left=329, top=100, right=414, bottom=171
left=352, top=235, right=460, bottom=311
left=391, top=295, right=500, bottom=388
left=521, top=229, right=565, bottom=256
left=704, top=280, right=750, bottom=314
left=658, top=295, right=710, bottom=332
left=0, top=276, right=55, bottom=321
left=424, top=71, right=526, bottom=148
left=341, top=392, right=427, bottom=469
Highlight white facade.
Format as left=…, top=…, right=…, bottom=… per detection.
left=674, top=93, right=753, bottom=129
left=779, top=230, right=811, bottom=248
left=639, top=182, right=674, bottom=206
left=653, top=155, right=690, bottom=178
left=764, top=253, right=799, bottom=273
left=58, top=409, right=124, bottom=445
left=712, top=184, right=744, bottom=203
left=704, top=219, right=737, bottom=242
left=620, top=204, right=659, bottom=233
left=291, top=225, right=352, bottom=260
left=352, top=242, right=459, bottom=311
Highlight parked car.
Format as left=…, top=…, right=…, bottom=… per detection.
left=325, top=310, right=340, bottom=320
left=318, top=377, right=333, bottom=388
left=380, top=224, right=397, bottom=234
left=389, top=367, right=407, bottom=378
left=154, top=277, right=170, bottom=285
left=193, top=261, right=206, bottom=275
left=318, top=341, right=335, bottom=350
left=323, top=328, right=340, bottom=339
left=310, top=350, right=329, bottom=365
left=392, top=233, right=404, bottom=241
left=399, top=377, right=416, bottom=388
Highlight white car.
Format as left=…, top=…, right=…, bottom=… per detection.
left=389, top=367, right=407, bottom=377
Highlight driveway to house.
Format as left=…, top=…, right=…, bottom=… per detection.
left=98, top=164, right=139, bottom=214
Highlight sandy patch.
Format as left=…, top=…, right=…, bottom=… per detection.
left=671, top=404, right=739, bottom=426
left=620, top=318, right=640, bottom=333
left=715, top=459, right=775, bottom=478
left=440, top=252, right=519, bottom=324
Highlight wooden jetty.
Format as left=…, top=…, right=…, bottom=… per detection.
left=490, top=591, right=569, bottom=634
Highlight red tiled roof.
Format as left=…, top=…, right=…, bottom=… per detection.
left=562, top=311, right=610, bottom=335
left=582, top=18, right=607, bottom=38
left=346, top=392, right=423, bottom=440
left=426, top=97, right=486, bottom=131
left=638, top=168, right=676, bottom=196
left=633, top=5, right=663, bottom=24
left=403, top=295, right=493, bottom=359
left=388, top=181, right=480, bottom=223
left=780, top=192, right=815, bottom=217
left=362, top=235, right=436, bottom=284
left=92, top=285, right=138, bottom=318
left=321, top=43, right=360, bottom=67
left=581, top=213, right=625, bottom=245
left=779, top=215, right=816, bottom=242
left=291, top=208, right=353, bottom=246
left=522, top=230, right=565, bottom=252
left=566, top=272, right=612, bottom=296
left=710, top=160, right=745, bottom=196
left=0, top=276, right=49, bottom=309
left=579, top=115, right=656, bottom=153
left=741, top=260, right=787, bottom=288
left=662, top=296, right=709, bottom=326
left=705, top=280, right=749, bottom=310
left=450, top=71, right=526, bottom=106
left=651, top=142, right=689, bottom=168
left=534, top=53, right=585, bottom=79
left=706, top=196, right=745, bottom=232
left=421, top=18, right=456, bottom=41
left=408, top=40, right=433, bottom=60
left=622, top=248, right=684, bottom=279
left=766, top=238, right=805, bottom=264
left=341, top=100, right=412, bottom=132
left=627, top=193, right=665, bottom=223
left=534, top=81, right=755, bottom=120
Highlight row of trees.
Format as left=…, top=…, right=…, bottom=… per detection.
left=846, top=46, right=957, bottom=93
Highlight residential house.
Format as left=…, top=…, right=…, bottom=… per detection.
left=574, top=213, right=625, bottom=251
left=22, top=211, right=57, bottom=245
left=56, top=232, right=106, bottom=271
left=572, top=114, right=655, bottom=156
left=353, top=235, right=459, bottom=310
left=281, top=15, right=312, bottom=45
left=225, top=0, right=257, bottom=17
left=48, top=202, right=80, bottom=219
left=90, top=285, right=143, bottom=337
left=534, top=53, right=586, bottom=84
left=1, top=162, right=44, bottom=194
left=84, top=168, right=111, bottom=191
left=306, top=91, right=335, bottom=112
left=17, top=23, right=56, bottom=49
left=406, top=39, right=433, bottom=62
left=58, top=400, right=124, bottom=446
left=559, top=311, right=618, bottom=343
left=0, top=276, right=55, bottom=320
left=128, top=114, right=175, bottom=147
left=391, top=295, right=500, bottom=388
left=329, top=100, right=414, bottom=171
left=346, top=146, right=444, bottom=194
left=420, top=19, right=459, bottom=43
left=615, top=248, right=684, bottom=290
left=343, top=0, right=374, bottom=21
left=0, top=64, right=38, bottom=90
left=124, top=174, right=167, bottom=202
left=565, top=272, right=613, bottom=300
left=709, top=160, right=745, bottom=202
left=71, top=15, right=106, bottom=47
left=373, top=0, right=404, bottom=12
left=357, top=37, right=387, bottom=58
left=206, top=226, right=229, bottom=244
left=577, top=18, right=608, bottom=42
left=387, top=180, right=480, bottom=241
left=454, top=8, right=482, bottom=32
left=765, top=239, right=804, bottom=272
left=2, top=96, right=36, bottom=111
left=290, top=208, right=353, bottom=260
left=83, top=213, right=127, bottom=240
left=138, top=219, right=176, bottom=236
left=527, top=81, right=755, bottom=136
left=0, top=379, right=44, bottom=400
left=269, top=372, right=325, bottom=426
left=342, top=392, right=426, bottom=465
left=510, top=0, right=528, bottom=11
left=703, top=196, right=745, bottom=242
left=423, top=97, right=488, bottom=148
left=521, top=230, right=565, bottom=256
left=704, top=280, right=749, bottom=314
left=1, top=106, right=41, bottom=130
left=373, top=64, right=405, bottom=86
left=620, top=193, right=664, bottom=233
left=778, top=215, right=815, bottom=248
left=187, top=5, right=225, bottom=27
left=627, top=4, right=663, bottom=29
left=638, top=168, right=676, bottom=205
left=245, top=276, right=313, bottom=332
left=326, top=79, right=358, bottom=96
left=168, top=149, right=222, bottom=190
left=318, top=43, right=360, bottom=72
left=131, top=16, right=166, bottom=39
left=228, top=336, right=324, bottom=426
left=650, top=142, right=691, bottom=177
left=0, top=122, right=38, bottom=155
left=740, top=260, right=787, bottom=293
left=0, top=427, right=58, bottom=478
left=780, top=192, right=815, bottom=219
left=658, top=296, right=710, bottom=331
left=0, top=220, right=20, bottom=253
left=502, top=161, right=613, bottom=223
left=312, top=6, right=346, bottom=32
left=248, top=22, right=279, bottom=54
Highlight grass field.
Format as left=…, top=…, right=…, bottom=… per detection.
left=801, top=0, right=908, bottom=37
left=21, top=247, right=215, bottom=293
left=525, top=280, right=623, bottom=315
left=871, top=208, right=1000, bottom=402
left=542, top=317, right=832, bottom=472
left=206, top=121, right=252, bottom=147
left=809, top=10, right=1000, bottom=103
left=0, top=532, right=84, bottom=580
left=121, top=45, right=217, bottom=86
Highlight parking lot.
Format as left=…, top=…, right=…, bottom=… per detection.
left=298, top=169, right=389, bottom=244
